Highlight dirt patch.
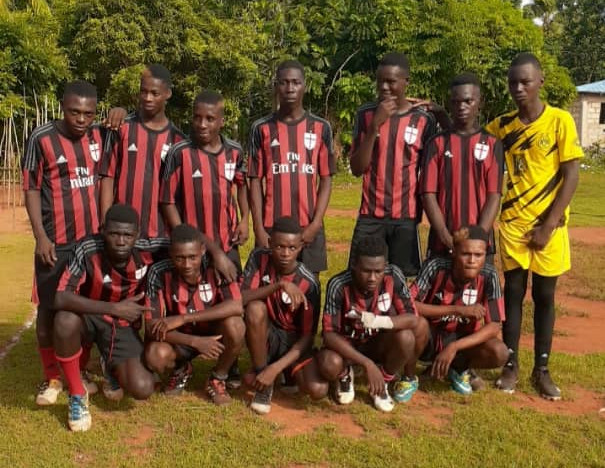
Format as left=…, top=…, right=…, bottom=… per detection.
left=396, top=390, right=453, bottom=430
left=568, top=227, right=605, bottom=246
left=124, top=424, right=154, bottom=457
left=0, top=203, right=30, bottom=234
left=509, top=386, right=603, bottom=416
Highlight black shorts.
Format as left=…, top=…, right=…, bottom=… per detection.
left=170, top=321, right=228, bottom=363
left=268, top=226, right=327, bottom=273
left=350, top=216, right=421, bottom=276
left=419, top=327, right=471, bottom=363
left=226, top=247, right=242, bottom=274
left=34, top=244, right=74, bottom=309
left=83, top=315, right=144, bottom=370
left=267, top=323, right=300, bottom=364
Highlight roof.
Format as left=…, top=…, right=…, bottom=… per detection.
left=577, top=80, right=605, bottom=94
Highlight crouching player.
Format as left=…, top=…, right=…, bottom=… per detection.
left=411, top=226, right=508, bottom=394
left=240, top=217, right=320, bottom=414
left=301, top=237, right=427, bottom=412
left=144, top=224, right=245, bottom=405
left=53, top=204, right=164, bottom=431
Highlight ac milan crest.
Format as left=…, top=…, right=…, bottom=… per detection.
left=199, top=283, right=213, bottom=303
left=462, top=288, right=478, bottom=305
left=281, top=291, right=292, bottom=304
left=474, top=143, right=489, bottom=161
left=89, top=143, right=100, bottom=162
left=135, top=265, right=148, bottom=280
left=377, top=292, right=392, bottom=312
left=404, top=126, right=418, bottom=145
left=160, top=143, right=171, bottom=161
left=224, top=162, right=236, bottom=181
left=303, top=132, right=317, bottom=150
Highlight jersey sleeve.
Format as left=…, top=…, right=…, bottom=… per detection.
left=557, top=111, right=584, bottom=163
left=349, top=108, right=367, bottom=156
left=217, top=276, right=242, bottom=302
left=484, top=118, right=501, bottom=140
left=322, top=276, right=344, bottom=334
left=247, top=123, right=264, bottom=179
left=56, top=244, right=88, bottom=294
left=299, top=279, right=321, bottom=336
left=99, top=128, right=120, bottom=177
left=486, top=138, right=504, bottom=194
left=234, top=145, right=246, bottom=187
left=241, top=249, right=262, bottom=290
left=483, top=267, right=505, bottom=324
left=421, top=112, right=438, bottom=145
left=145, top=266, right=166, bottom=320
left=319, top=121, right=336, bottom=176
left=421, top=135, right=441, bottom=194
left=160, top=146, right=182, bottom=204
left=390, top=266, right=417, bottom=316
left=21, top=131, right=44, bottom=191
left=409, top=260, right=438, bottom=303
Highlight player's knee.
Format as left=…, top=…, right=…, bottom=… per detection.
left=53, top=311, right=81, bottom=342
left=415, top=317, right=430, bottom=344
left=127, top=373, right=155, bottom=400
left=304, top=380, right=329, bottom=400
left=244, top=301, right=267, bottom=328
left=144, top=342, right=174, bottom=374
left=222, top=316, right=246, bottom=345
left=316, top=350, right=344, bottom=380
left=394, top=329, right=415, bottom=353
left=491, top=340, right=510, bottom=367
left=531, top=286, right=555, bottom=309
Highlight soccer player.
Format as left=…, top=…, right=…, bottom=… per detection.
left=248, top=59, right=335, bottom=275
left=52, top=204, right=163, bottom=431
left=485, top=53, right=583, bottom=400
left=411, top=226, right=508, bottom=395
left=307, top=237, right=427, bottom=412
left=144, top=224, right=245, bottom=405
left=349, top=52, right=436, bottom=276
left=240, top=217, right=320, bottom=414
left=421, top=72, right=504, bottom=260
left=21, top=80, right=103, bottom=406
left=161, top=90, right=249, bottom=271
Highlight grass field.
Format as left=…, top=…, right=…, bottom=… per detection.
left=0, top=170, right=604, bottom=467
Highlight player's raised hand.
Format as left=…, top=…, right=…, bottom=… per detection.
left=280, top=281, right=308, bottom=311
left=111, top=292, right=152, bottom=322
left=35, top=235, right=57, bottom=267
left=372, top=98, right=397, bottom=129
left=191, top=335, right=225, bottom=360
left=102, top=107, right=128, bottom=130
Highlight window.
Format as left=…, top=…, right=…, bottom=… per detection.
left=600, top=102, right=605, bottom=125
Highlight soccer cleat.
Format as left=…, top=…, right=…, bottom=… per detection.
left=495, top=361, right=519, bottom=394
left=36, top=379, right=63, bottom=406
left=334, top=366, right=355, bottom=405
left=68, top=392, right=92, bottom=432
left=280, top=371, right=299, bottom=394
left=393, top=375, right=419, bottom=403
left=206, top=376, right=232, bottom=405
left=164, top=361, right=193, bottom=396
left=448, top=368, right=473, bottom=395
left=469, top=369, right=486, bottom=392
left=100, top=356, right=123, bottom=401
left=250, top=385, right=274, bottom=415
left=226, top=362, right=242, bottom=390
left=531, top=366, right=561, bottom=401
left=80, top=370, right=98, bottom=395
left=373, top=383, right=395, bottom=412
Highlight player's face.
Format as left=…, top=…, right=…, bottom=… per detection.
left=269, top=232, right=303, bottom=274
left=352, top=255, right=386, bottom=295
left=507, top=63, right=543, bottom=107
left=275, top=68, right=305, bottom=107
left=452, top=239, right=487, bottom=281
left=170, top=241, right=205, bottom=285
left=103, top=221, right=139, bottom=267
left=449, top=84, right=480, bottom=129
left=191, top=102, right=224, bottom=145
left=60, top=94, right=97, bottom=139
left=139, top=74, right=172, bottom=118
left=376, top=65, right=408, bottom=101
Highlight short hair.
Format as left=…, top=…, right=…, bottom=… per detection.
left=351, top=236, right=388, bottom=263
left=276, top=60, right=305, bottom=80
left=378, top=52, right=410, bottom=75
left=272, top=217, right=302, bottom=235
left=450, top=72, right=481, bottom=90
left=143, top=64, right=172, bottom=87
left=510, top=52, right=542, bottom=71
left=193, top=90, right=224, bottom=107
left=105, top=204, right=139, bottom=229
left=453, top=226, right=489, bottom=245
left=170, top=224, right=204, bottom=245
left=63, top=80, right=97, bottom=100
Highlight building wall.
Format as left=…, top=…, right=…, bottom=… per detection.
left=572, top=94, right=605, bottom=147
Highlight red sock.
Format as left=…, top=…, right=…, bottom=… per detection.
left=56, top=349, right=85, bottom=396
left=38, top=347, right=61, bottom=381
left=80, top=343, right=92, bottom=370
left=379, top=366, right=396, bottom=383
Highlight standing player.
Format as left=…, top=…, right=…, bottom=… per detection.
left=240, top=217, right=320, bottom=414
left=53, top=204, right=163, bottom=431
left=485, top=53, right=583, bottom=399
left=349, top=52, right=436, bottom=276
left=21, top=80, right=103, bottom=406
left=421, top=73, right=503, bottom=259
left=144, top=224, right=245, bottom=405
left=411, top=226, right=508, bottom=395
left=161, top=90, right=249, bottom=271
left=248, top=60, right=335, bottom=275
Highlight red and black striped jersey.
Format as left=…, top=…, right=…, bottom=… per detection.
left=161, top=136, right=245, bottom=251
left=57, top=235, right=170, bottom=328
left=410, top=257, right=504, bottom=334
left=248, top=112, right=335, bottom=228
left=350, top=104, right=436, bottom=220
left=323, top=265, right=416, bottom=343
left=145, top=257, right=242, bottom=335
left=421, top=129, right=504, bottom=256
left=241, top=248, right=320, bottom=336
left=21, top=121, right=105, bottom=245
left=101, top=114, right=185, bottom=239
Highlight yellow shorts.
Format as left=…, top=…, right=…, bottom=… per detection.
left=499, top=224, right=570, bottom=276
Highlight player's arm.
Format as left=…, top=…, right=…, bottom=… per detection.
left=478, top=140, right=504, bottom=233
left=249, top=178, right=269, bottom=248
left=203, top=236, right=238, bottom=283
left=477, top=192, right=502, bottom=234
left=303, top=175, right=331, bottom=243
left=160, top=203, right=182, bottom=230
left=422, top=193, right=452, bottom=251
left=415, top=301, right=485, bottom=321
left=24, top=189, right=56, bottom=266
left=99, top=177, right=114, bottom=223
left=233, top=180, right=250, bottom=245
left=54, top=290, right=150, bottom=323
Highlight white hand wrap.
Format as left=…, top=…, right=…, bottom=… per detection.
left=360, top=311, right=394, bottom=330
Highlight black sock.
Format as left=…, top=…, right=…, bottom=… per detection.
left=532, top=273, right=558, bottom=368
left=503, top=268, right=529, bottom=365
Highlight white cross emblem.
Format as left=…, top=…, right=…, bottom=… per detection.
left=462, top=288, right=478, bottom=305
left=135, top=265, right=148, bottom=280
left=89, top=143, right=100, bottom=162
left=377, top=292, right=392, bottom=312
left=281, top=291, right=292, bottom=304
left=224, top=162, right=236, bottom=181
left=160, top=143, right=171, bottom=161
left=404, top=126, right=418, bottom=145
left=199, top=283, right=213, bottom=303
left=474, top=143, right=490, bottom=161
left=303, top=132, right=317, bottom=150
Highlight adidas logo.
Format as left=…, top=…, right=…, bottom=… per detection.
left=128, top=143, right=138, bottom=152
left=103, top=274, right=112, bottom=284
left=56, top=155, right=67, bottom=164
left=270, top=138, right=280, bottom=147
left=262, top=274, right=271, bottom=284
left=435, top=292, right=443, bottom=301
left=192, top=169, right=202, bottom=178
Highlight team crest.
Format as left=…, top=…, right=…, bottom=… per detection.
left=377, top=292, right=392, bottom=313
left=303, top=132, right=317, bottom=150
left=160, top=143, right=171, bottom=161
left=198, top=283, right=213, bottom=303
left=89, top=143, right=100, bottom=162
left=135, top=265, right=148, bottom=280
left=281, top=291, right=292, bottom=304
left=224, top=162, right=236, bottom=181
left=474, top=143, right=490, bottom=161
left=462, top=288, right=478, bottom=306
left=404, top=126, right=418, bottom=145
left=537, top=133, right=552, bottom=150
